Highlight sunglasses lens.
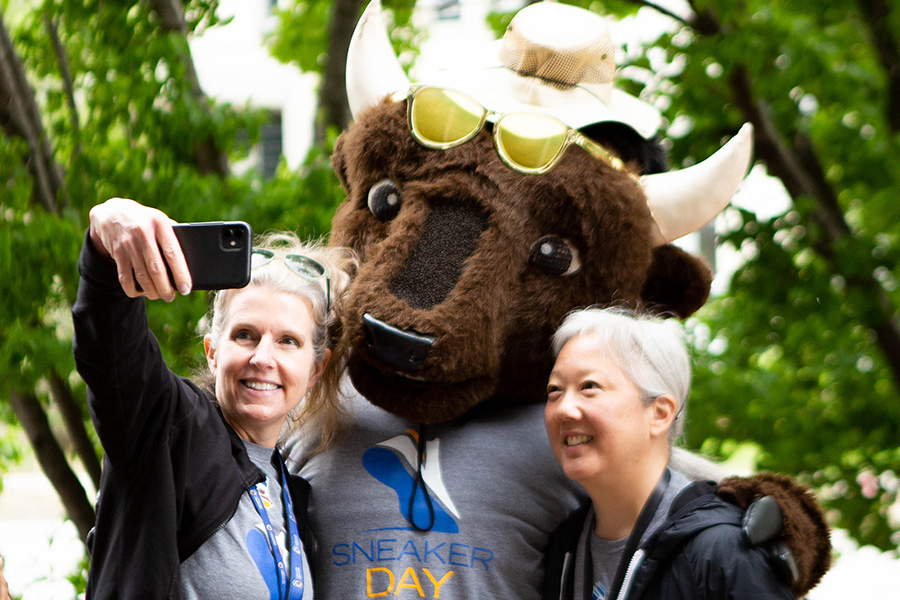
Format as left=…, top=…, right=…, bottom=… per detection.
left=495, top=113, right=568, bottom=172
left=285, top=255, right=331, bottom=311
left=411, top=87, right=485, bottom=147
left=250, top=249, right=274, bottom=269
left=284, top=255, right=325, bottom=279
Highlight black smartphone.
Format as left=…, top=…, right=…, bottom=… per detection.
left=172, top=221, right=252, bottom=290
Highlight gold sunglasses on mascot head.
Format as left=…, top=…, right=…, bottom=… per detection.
left=403, top=84, right=624, bottom=175
left=250, top=249, right=331, bottom=312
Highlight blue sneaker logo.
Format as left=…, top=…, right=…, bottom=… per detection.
left=362, top=430, right=460, bottom=533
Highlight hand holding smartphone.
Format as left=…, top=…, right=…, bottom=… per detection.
left=171, top=221, right=252, bottom=290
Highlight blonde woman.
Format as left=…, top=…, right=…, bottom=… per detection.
left=74, top=199, right=355, bottom=599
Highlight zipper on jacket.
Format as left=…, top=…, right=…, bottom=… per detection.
left=559, top=551, right=572, bottom=600
left=614, top=548, right=645, bottom=600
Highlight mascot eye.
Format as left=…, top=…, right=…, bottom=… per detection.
left=529, top=236, right=581, bottom=276
left=367, top=179, right=402, bottom=222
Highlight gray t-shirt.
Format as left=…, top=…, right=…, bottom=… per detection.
left=175, top=441, right=313, bottom=599
left=573, top=470, right=691, bottom=600
left=284, top=387, right=585, bottom=600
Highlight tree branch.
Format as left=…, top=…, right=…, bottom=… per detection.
left=628, top=0, right=721, bottom=34
left=855, top=0, right=900, bottom=132
left=0, top=13, right=67, bottom=213
left=146, top=0, right=230, bottom=177
left=729, top=72, right=821, bottom=202
left=730, top=66, right=850, bottom=242
left=625, top=0, right=692, bottom=26
left=8, top=389, right=95, bottom=546
left=44, top=12, right=83, bottom=163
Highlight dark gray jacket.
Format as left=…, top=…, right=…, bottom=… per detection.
left=543, top=481, right=794, bottom=600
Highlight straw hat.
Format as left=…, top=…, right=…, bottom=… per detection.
left=347, top=0, right=661, bottom=138
left=426, top=1, right=662, bottom=138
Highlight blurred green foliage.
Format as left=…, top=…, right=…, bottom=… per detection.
left=269, top=0, right=418, bottom=72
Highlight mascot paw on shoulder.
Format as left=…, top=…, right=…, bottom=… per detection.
left=297, top=2, right=830, bottom=597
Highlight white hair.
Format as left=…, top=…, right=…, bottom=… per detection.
left=551, top=307, right=691, bottom=440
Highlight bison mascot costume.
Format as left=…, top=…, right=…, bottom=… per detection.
left=285, top=2, right=831, bottom=598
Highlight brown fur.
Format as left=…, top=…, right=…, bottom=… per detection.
left=719, top=472, right=832, bottom=596
left=329, top=98, right=710, bottom=423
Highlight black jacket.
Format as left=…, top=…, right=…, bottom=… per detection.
left=73, top=233, right=316, bottom=599
left=543, top=481, right=794, bottom=600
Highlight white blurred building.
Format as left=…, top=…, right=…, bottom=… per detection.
left=189, top=0, right=318, bottom=174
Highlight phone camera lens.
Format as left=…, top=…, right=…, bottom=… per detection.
left=221, top=227, right=244, bottom=250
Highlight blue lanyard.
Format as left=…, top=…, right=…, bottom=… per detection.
left=247, top=455, right=306, bottom=600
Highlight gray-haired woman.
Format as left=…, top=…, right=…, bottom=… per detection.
left=542, top=307, right=797, bottom=600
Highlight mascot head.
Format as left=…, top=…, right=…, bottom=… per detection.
left=330, top=0, right=753, bottom=424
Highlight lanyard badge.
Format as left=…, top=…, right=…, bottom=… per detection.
left=248, top=456, right=306, bottom=600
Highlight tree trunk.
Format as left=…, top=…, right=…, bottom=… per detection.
left=48, top=371, right=103, bottom=490
left=8, top=389, right=95, bottom=546
left=147, top=0, right=230, bottom=177
left=316, top=0, right=365, bottom=140
left=0, top=13, right=67, bottom=213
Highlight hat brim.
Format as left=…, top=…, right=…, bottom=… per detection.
left=422, top=43, right=662, bottom=139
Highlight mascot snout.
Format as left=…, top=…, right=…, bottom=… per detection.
left=361, top=193, right=489, bottom=372
left=362, top=313, right=434, bottom=371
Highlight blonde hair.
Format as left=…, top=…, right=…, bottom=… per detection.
left=202, top=232, right=357, bottom=450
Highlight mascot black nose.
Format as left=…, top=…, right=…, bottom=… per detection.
left=363, top=313, right=435, bottom=371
